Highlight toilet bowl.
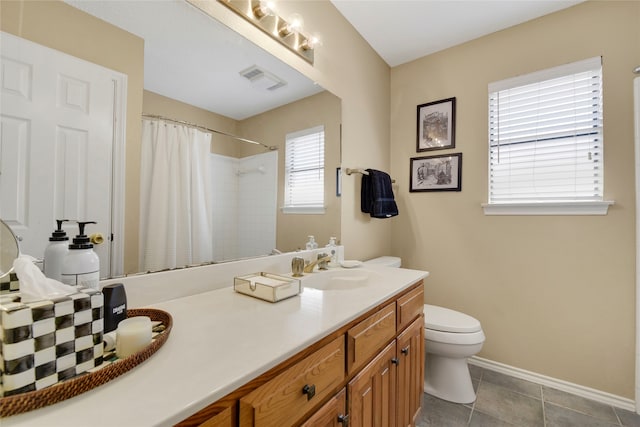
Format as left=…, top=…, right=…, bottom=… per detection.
left=364, top=257, right=485, bottom=404
left=423, top=304, right=485, bottom=404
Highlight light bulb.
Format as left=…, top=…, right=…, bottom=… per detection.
left=252, top=0, right=274, bottom=19
left=288, top=13, right=304, bottom=31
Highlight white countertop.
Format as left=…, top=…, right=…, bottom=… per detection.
left=3, top=264, right=427, bottom=427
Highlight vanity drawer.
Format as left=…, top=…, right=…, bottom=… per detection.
left=239, top=335, right=345, bottom=427
left=397, top=285, right=424, bottom=332
left=347, top=302, right=396, bottom=374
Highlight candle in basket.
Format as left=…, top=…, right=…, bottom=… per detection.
left=116, top=316, right=152, bottom=358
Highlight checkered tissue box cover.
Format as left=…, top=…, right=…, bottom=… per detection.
left=0, top=287, right=104, bottom=397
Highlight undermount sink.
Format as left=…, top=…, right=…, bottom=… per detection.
left=301, top=268, right=379, bottom=291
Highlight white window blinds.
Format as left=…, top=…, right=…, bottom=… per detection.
left=488, top=57, right=603, bottom=204
left=284, top=125, right=325, bottom=213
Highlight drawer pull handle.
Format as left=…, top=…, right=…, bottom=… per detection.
left=391, top=357, right=399, bottom=365
left=302, top=384, right=316, bottom=400
left=338, top=414, right=350, bottom=425
left=401, top=347, right=409, bottom=355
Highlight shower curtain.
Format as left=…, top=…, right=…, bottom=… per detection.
left=139, top=119, right=213, bottom=272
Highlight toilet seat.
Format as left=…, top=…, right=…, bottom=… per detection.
left=424, top=304, right=481, bottom=333
left=425, top=328, right=485, bottom=345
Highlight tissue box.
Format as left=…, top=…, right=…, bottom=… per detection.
left=0, top=287, right=104, bottom=397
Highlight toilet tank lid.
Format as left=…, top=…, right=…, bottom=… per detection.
left=364, top=256, right=401, bottom=267
left=423, top=304, right=482, bottom=333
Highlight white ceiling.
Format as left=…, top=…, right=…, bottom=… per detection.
left=65, top=0, right=323, bottom=120
left=65, top=0, right=585, bottom=120
left=331, top=0, right=585, bottom=67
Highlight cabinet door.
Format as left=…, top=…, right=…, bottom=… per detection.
left=300, top=388, right=347, bottom=427
left=396, top=316, right=424, bottom=427
left=348, top=341, right=397, bottom=427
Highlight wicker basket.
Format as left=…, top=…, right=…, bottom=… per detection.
left=0, top=308, right=172, bottom=417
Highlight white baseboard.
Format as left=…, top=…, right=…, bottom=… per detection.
left=469, top=356, right=636, bottom=412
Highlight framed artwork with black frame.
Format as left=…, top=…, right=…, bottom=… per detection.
left=410, top=153, right=462, bottom=192
left=416, top=97, right=456, bottom=152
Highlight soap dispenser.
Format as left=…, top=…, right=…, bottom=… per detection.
left=61, top=221, right=100, bottom=289
left=305, top=235, right=318, bottom=250
left=326, top=237, right=338, bottom=267
left=43, top=219, right=69, bottom=281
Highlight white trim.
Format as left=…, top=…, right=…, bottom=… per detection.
left=281, top=206, right=326, bottom=215
left=488, top=56, right=602, bottom=92
left=481, top=201, right=614, bottom=216
left=634, top=76, right=640, bottom=414
left=110, top=74, right=127, bottom=278
left=469, top=356, right=635, bottom=412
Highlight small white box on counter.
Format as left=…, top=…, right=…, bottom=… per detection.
left=233, top=273, right=301, bottom=303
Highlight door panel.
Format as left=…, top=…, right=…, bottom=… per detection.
left=1, top=32, right=117, bottom=277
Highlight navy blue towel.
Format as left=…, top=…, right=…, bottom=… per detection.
left=361, top=169, right=398, bottom=218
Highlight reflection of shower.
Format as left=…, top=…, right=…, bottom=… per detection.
left=236, top=165, right=266, bottom=176
left=210, top=151, right=277, bottom=262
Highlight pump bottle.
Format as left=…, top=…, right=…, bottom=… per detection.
left=305, top=235, right=318, bottom=250
left=61, top=221, right=100, bottom=289
left=326, top=237, right=338, bottom=267
left=43, top=219, right=69, bottom=281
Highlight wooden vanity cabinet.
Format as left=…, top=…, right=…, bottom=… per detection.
left=179, top=281, right=424, bottom=427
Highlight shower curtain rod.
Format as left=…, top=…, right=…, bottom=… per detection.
left=142, top=113, right=277, bottom=151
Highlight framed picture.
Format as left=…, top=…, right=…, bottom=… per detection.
left=410, top=153, right=462, bottom=192
left=416, top=97, right=456, bottom=152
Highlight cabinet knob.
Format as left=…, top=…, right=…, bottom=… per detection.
left=302, top=384, right=316, bottom=400
left=391, top=357, right=399, bottom=365
left=338, top=414, right=350, bottom=425
left=401, top=347, right=409, bottom=355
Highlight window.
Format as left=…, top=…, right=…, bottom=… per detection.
left=283, top=125, right=325, bottom=214
left=484, top=57, right=612, bottom=215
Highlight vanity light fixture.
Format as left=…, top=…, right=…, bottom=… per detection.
left=217, top=0, right=315, bottom=64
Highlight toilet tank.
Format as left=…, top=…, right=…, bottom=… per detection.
left=364, top=256, right=401, bottom=268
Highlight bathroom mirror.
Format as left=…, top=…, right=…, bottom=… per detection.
left=2, top=0, right=341, bottom=277
left=0, top=219, right=20, bottom=280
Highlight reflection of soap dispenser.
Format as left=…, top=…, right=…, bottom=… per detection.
left=306, top=235, right=318, bottom=250
left=326, top=237, right=338, bottom=267
left=43, top=219, right=69, bottom=281
left=61, top=221, right=100, bottom=289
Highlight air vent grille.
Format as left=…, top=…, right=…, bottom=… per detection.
left=239, top=65, right=287, bottom=91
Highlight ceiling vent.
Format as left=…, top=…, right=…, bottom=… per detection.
left=239, top=65, right=287, bottom=91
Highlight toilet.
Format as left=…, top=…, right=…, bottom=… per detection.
left=365, top=256, right=485, bottom=404
left=423, top=304, right=485, bottom=403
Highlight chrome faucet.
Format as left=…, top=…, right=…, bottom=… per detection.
left=303, top=253, right=332, bottom=273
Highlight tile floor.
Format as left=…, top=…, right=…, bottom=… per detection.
left=418, top=364, right=640, bottom=427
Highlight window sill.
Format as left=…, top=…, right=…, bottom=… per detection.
left=481, top=201, right=614, bottom=216
left=281, top=206, right=326, bottom=215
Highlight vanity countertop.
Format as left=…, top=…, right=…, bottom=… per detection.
left=3, top=265, right=428, bottom=427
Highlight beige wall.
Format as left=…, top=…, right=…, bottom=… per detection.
left=239, top=91, right=342, bottom=252
left=143, top=90, right=240, bottom=158
left=1, top=0, right=144, bottom=274
left=390, top=1, right=640, bottom=397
